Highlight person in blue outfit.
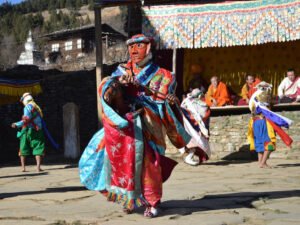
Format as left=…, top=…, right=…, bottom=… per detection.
left=248, top=82, right=293, bottom=168
left=11, top=93, right=45, bottom=172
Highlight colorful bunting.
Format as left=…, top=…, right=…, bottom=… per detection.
left=143, top=0, right=300, bottom=49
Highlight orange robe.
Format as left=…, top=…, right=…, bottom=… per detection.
left=205, top=81, right=231, bottom=107
left=241, top=78, right=261, bottom=100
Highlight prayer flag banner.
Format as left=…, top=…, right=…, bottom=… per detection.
left=142, top=0, right=300, bottom=49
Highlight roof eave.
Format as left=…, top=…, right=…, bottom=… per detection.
left=95, top=0, right=253, bottom=8
left=95, top=0, right=179, bottom=8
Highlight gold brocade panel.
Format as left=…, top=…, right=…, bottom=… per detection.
left=183, top=40, right=300, bottom=96
left=0, top=95, right=20, bottom=105
left=0, top=82, right=42, bottom=105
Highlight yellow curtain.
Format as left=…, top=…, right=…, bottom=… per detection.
left=183, top=40, right=300, bottom=96
left=0, top=95, right=20, bottom=105
left=0, top=82, right=42, bottom=105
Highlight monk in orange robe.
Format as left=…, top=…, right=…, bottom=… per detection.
left=238, top=74, right=261, bottom=105
left=205, top=76, right=232, bottom=107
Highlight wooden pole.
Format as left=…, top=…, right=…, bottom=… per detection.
left=172, top=48, right=177, bottom=74
left=95, top=6, right=103, bottom=125
left=106, top=35, right=108, bottom=49
left=127, top=5, right=132, bottom=37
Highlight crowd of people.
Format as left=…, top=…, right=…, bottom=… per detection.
left=186, top=68, right=300, bottom=107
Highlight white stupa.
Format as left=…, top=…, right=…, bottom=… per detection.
left=17, top=31, right=40, bottom=65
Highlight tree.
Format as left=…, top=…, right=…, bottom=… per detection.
left=66, top=0, right=75, bottom=10
left=81, top=0, right=88, bottom=5
left=70, top=12, right=80, bottom=28
left=31, top=13, right=44, bottom=28
left=0, top=2, right=13, bottom=17
left=61, top=13, right=71, bottom=28
left=24, top=1, right=33, bottom=13
left=0, top=34, right=22, bottom=66
left=48, top=0, right=56, bottom=11
left=75, top=0, right=82, bottom=10
left=42, top=21, right=52, bottom=33
left=13, top=14, right=30, bottom=43
left=0, top=0, right=86, bottom=67
left=0, top=13, right=14, bottom=34
left=59, top=0, right=66, bottom=9
left=88, top=0, right=94, bottom=10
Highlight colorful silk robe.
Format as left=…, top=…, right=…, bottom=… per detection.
left=240, top=78, right=261, bottom=100
left=79, top=62, right=190, bottom=210
left=247, top=116, right=276, bottom=152
left=248, top=94, right=293, bottom=152
left=15, top=103, right=43, bottom=130
left=180, top=96, right=211, bottom=161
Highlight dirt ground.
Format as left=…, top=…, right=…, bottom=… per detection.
left=0, top=157, right=300, bottom=225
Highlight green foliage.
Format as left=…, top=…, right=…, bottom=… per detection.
left=0, top=0, right=93, bottom=66
left=88, top=0, right=94, bottom=10
left=65, top=0, right=74, bottom=10
left=59, top=0, right=66, bottom=8
left=75, top=0, right=82, bottom=10
left=0, top=0, right=90, bottom=16
left=0, top=0, right=91, bottom=46
left=28, top=13, right=44, bottom=28
left=42, top=9, right=80, bottom=33
left=13, top=15, right=30, bottom=43
left=48, top=0, right=56, bottom=11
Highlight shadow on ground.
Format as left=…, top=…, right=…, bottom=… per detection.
left=203, top=160, right=254, bottom=166
left=0, top=186, right=87, bottom=199
left=276, top=163, right=300, bottom=168
left=159, top=190, right=300, bottom=217
left=203, top=145, right=257, bottom=166
left=44, top=164, right=78, bottom=170
left=0, top=171, right=48, bottom=179
left=0, top=153, right=79, bottom=169
left=220, top=145, right=258, bottom=161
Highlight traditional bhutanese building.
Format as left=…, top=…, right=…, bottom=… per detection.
left=96, top=0, right=300, bottom=98
left=141, top=0, right=300, bottom=96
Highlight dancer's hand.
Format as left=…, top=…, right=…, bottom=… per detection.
left=11, top=123, right=16, bottom=128
left=120, top=74, right=135, bottom=84
left=166, top=94, right=176, bottom=104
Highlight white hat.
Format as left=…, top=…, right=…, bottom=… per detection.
left=255, top=81, right=272, bottom=91
left=191, top=88, right=203, bottom=98
left=249, top=81, right=272, bottom=112
left=20, top=92, right=33, bottom=105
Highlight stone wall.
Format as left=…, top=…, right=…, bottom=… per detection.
left=165, top=110, right=300, bottom=161
left=209, top=111, right=300, bottom=160
left=2, top=66, right=299, bottom=163
left=0, top=65, right=118, bottom=162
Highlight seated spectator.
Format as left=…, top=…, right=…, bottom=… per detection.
left=187, top=64, right=208, bottom=93
left=278, top=68, right=300, bottom=103
left=205, top=76, right=232, bottom=107
left=238, top=74, right=261, bottom=105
